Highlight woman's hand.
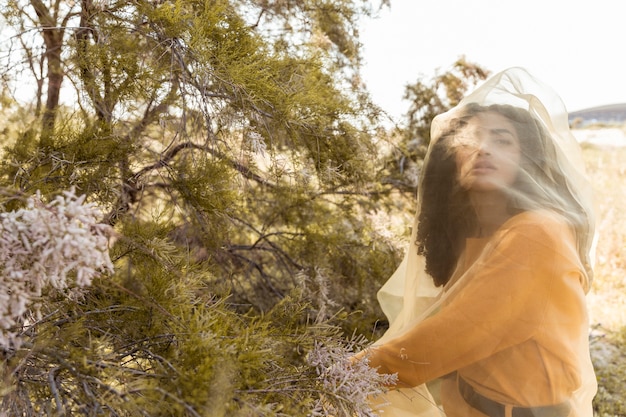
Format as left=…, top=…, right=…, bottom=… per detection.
left=350, top=348, right=369, bottom=366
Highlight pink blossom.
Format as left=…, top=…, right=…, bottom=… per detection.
left=0, top=189, right=114, bottom=348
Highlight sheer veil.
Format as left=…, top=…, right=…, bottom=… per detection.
left=372, top=67, right=597, bottom=417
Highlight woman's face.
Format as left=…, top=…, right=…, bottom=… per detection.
left=453, top=111, right=522, bottom=192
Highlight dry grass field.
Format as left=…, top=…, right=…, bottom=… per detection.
left=579, top=131, right=626, bottom=416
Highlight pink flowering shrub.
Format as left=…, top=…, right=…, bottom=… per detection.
left=308, top=340, right=397, bottom=417
left=0, top=189, right=114, bottom=348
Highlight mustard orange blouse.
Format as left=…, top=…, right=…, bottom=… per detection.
left=366, top=210, right=593, bottom=409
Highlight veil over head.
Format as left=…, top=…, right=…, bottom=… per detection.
left=372, top=67, right=597, bottom=417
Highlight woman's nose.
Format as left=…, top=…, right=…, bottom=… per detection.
left=476, top=137, right=492, bottom=155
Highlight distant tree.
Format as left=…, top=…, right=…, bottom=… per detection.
left=377, top=57, right=490, bottom=194
left=404, top=56, right=490, bottom=144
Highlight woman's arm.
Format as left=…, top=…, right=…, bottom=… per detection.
left=355, top=212, right=585, bottom=387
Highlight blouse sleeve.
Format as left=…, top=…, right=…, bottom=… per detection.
left=365, top=212, right=585, bottom=387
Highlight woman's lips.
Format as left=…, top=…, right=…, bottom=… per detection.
left=472, top=161, right=496, bottom=171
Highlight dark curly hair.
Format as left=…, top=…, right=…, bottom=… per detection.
left=416, top=103, right=591, bottom=287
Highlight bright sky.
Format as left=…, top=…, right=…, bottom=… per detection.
left=359, top=0, right=626, bottom=123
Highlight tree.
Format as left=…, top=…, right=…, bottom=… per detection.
left=1, top=0, right=399, bottom=316
left=0, top=0, right=403, bottom=414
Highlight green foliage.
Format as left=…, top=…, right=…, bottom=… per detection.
left=0, top=224, right=377, bottom=415
left=592, top=326, right=626, bottom=417
left=0, top=0, right=400, bottom=414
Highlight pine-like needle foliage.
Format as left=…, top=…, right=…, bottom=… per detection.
left=0, top=0, right=402, bottom=415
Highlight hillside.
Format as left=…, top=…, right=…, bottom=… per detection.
left=569, top=103, right=626, bottom=126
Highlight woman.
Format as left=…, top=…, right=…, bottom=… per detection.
left=354, top=68, right=597, bottom=417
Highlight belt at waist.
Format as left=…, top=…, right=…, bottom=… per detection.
left=458, top=376, right=571, bottom=417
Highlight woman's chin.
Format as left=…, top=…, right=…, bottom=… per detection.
left=465, top=179, right=509, bottom=193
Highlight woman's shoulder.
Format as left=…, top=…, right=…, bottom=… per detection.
left=501, top=209, right=572, bottom=238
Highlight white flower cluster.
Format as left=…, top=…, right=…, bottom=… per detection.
left=295, top=267, right=337, bottom=323
left=0, top=189, right=114, bottom=348
left=308, top=341, right=397, bottom=417
left=248, top=131, right=267, bottom=156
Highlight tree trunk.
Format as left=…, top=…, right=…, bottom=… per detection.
left=30, top=0, right=65, bottom=146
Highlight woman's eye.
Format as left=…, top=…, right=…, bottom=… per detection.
left=494, top=137, right=513, bottom=145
